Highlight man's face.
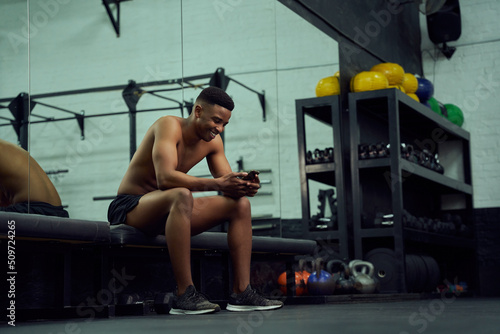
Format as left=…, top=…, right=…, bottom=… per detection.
left=196, top=103, right=231, bottom=141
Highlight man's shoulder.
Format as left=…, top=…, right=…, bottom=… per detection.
left=154, top=115, right=182, bottom=127
left=152, top=116, right=183, bottom=136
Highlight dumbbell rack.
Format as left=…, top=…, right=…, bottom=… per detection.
left=295, top=95, right=349, bottom=260
left=349, top=88, right=475, bottom=293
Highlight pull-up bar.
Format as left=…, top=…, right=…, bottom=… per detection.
left=0, top=68, right=266, bottom=156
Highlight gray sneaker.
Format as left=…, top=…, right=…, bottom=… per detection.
left=226, top=285, right=284, bottom=312
left=169, top=285, right=221, bottom=315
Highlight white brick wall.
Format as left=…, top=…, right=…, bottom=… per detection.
left=421, top=0, right=500, bottom=208
left=1, top=0, right=496, bottom=223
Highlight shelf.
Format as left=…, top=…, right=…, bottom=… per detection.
left=360, top=227, right=474, bottom=248
left=358, top=157, right=472, bottom=194
left=298, top=95, right=342, bottom=125
left=350, top=89, right=470, bottom=141
left=358, top=158, right=391, bottom=168
left=304, top=230, right=341, bottom=240
left=305, top=162, right=335, bottom=173
left=403, top=228, right=475, bottom=249
left=296, top=95, right=348, bottom=259
left=401, top=161, right=473, bottom=195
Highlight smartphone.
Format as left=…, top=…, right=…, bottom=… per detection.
left=242, top=170, right=259, bottom=181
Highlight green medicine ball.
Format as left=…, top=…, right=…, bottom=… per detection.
left=428, top=97, right=442, bottom=116
left=444, top=103, right=464, bottom=127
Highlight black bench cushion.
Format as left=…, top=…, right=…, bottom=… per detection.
left=0, top=211, right=110, bottom=243
left=110, top=224, right=316, bottom=255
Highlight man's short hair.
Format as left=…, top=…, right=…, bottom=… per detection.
left=196, top=86, right=234, bottom=111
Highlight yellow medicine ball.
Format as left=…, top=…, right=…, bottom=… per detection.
left=407, top=93, right=420, bottom=102
left=350, top=71, right=389, bottom=92
left=315, top=76, right=340, bottom=97
left=402, top=73, right=419, bottom=94
left=371, top=62, right=405, bottom=86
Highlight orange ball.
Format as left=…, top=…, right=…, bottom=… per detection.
left=278, top=271, right=309, bottom=296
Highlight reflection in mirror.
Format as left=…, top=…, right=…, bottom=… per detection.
left=181, top=0, right=281, bottom=235
left=0, top=2, right=31, bottom=214
left=20, top=0, right=183, bottom=220
left=275, top=3, right=339, bottom=235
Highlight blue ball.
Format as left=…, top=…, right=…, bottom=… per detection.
left=416, top=77, right=434, bottom=102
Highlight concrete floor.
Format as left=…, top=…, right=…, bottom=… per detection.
left=2, top=298, right=499, bottom=334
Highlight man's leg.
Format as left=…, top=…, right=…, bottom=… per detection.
left=124, top=188, right=195, bottom=295
left=192, top=195, right=283, bottom=311
left=190, top=195, right=252, bottom=294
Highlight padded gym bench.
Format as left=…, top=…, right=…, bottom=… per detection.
left=0, top=211, right=111, bottom=320
left=110, top=224, right=316, bottom=255
left=0, top=212, right=317, bottom=319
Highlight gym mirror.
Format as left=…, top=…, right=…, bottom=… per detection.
left=21, top=0, right=184, bottom=220
left=0, top=1, right=30, bottom=212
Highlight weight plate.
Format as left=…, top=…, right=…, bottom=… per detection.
left=420, top=255, right=434, bottom=292
left=421, top=255, right=440, bottom=292
left=411, top=255, right=428, bottom=293
left=406, top=255, right=421, bottom=293
left=405, top=254, right=417, bottom=292
left=364, top=248, right=398, bottom=293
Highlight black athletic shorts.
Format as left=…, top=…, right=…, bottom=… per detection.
left=107, top=194, right=143, bottom=225
left=0, top=201, right=69, bottom=218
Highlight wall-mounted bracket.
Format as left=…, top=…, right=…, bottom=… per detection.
left=8, top=93, right=35, bottom=150
left=102, top=0, right=130, bottom=37
left=76, top=111, right=85, bottom=140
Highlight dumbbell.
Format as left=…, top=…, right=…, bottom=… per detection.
left=359, top=144, right=370, bottom=160
left=153, top=292, right=173, bottom=314
left=306, top=150, right=313, bottom=164
left=324, top=147, right=334, bottom=162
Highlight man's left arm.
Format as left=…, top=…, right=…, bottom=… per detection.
left=207, top=140, right=260, bottom=197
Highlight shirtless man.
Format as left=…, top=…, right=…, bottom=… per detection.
left=0, top=138, right=68, bottom=218
left=108, top=87, right=283, bottom=315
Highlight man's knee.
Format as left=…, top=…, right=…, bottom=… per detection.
left=171, top=187, right=194, bottom=213
left=235, top=196, right=251, bottom=215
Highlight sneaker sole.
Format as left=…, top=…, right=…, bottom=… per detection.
left=169, top=307, right=220, bottom=315
left=226, top=304, right=283, bottom=312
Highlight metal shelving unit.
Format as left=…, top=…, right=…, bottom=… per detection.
left=295, top=95, right=349, bottom=260
left=349, top=88, right=474, bottom=293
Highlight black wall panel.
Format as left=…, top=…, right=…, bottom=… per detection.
left=279, top=0, right=423, bottom=76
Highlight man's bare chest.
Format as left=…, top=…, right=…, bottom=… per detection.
left=176, top=143, right=210, bottom=173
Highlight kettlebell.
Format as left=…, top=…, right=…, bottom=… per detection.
left=327, top=259, right=353, bottom=294
left=349, top=260, right=377, bottom=294
left=298, top=259, right=311, bottom=296
left=307, top=258, right=336, bottom=295
left=277, top=259, right=310, bottom=296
